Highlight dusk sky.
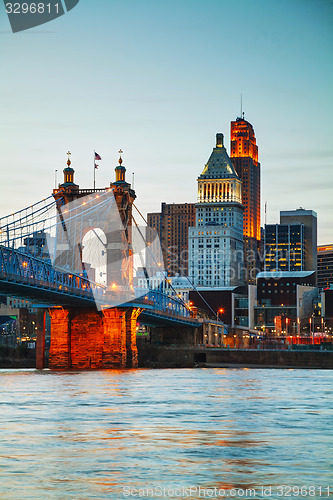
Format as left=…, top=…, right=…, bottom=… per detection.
left=0, top=0, right=332, bottom=244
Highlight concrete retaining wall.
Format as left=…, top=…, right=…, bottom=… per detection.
left=0, top=345, right=36, bottom=368
left=138, top=345, right=333, bottom=369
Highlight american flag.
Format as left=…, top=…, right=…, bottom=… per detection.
left=95, top=152, right=102, bottom=160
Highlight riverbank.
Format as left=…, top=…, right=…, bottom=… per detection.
left=138, top=345, right=333, bottom=369
left=2, top=344, right=332, bottom=369
left=0, top=345, right=36, bottom=369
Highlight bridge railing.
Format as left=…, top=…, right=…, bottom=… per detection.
left=0, top=246, right=196, bottom=321
left=0, top=245, right=104, bottom=300
left=138, top=290, right=193, bottom=319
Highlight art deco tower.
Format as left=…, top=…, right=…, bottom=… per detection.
left=188, top=133, right=244, bottom=287
left=230, top=116, right=261, bottom=283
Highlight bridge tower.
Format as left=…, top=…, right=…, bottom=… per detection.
left=39, top=152, right=141, bottom=370
left=106, top=150, right=136, bottom=296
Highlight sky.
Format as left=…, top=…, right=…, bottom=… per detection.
left=0, top=0, right=332, bottom=244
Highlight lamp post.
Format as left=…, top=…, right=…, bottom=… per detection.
left=309, top=316, right=312, bottom=343
left=309, top=314, right=315, bottom=345
left=217, top=308, right=225, bottom=347
left=217, top=308, right=224, bottom=321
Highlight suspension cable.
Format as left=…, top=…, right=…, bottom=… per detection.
left=131, top=213, right=189, bottom=310
left=132, top=202, right=225, bottom=323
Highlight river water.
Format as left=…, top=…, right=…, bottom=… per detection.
left=0, top=368, right=332, bottom=500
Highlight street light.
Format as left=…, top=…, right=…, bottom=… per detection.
left=309, top=314, right=315, bottom=345
left=217, top=308, right=224, bottom=321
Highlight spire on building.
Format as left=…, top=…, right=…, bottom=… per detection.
left=199, top=133, right=240, bottom=180
left=61, top=150, right=76, bottom=186
left=118, top=149, right=123, bottom=164
left=114, top=149, right=126, bottom=184
left=197, top=133, right=242, bottom=205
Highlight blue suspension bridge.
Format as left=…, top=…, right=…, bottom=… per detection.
left=0, top=155, right=206, bottom=369
left=0, top=190, right=197, bottom=327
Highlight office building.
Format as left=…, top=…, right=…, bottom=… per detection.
left=317, top=244, right=333, bottom=291
left=147, top=203, right=196, bottom=276
left=188, top=133, right=244, bottom=287
left=230, top=116, right=261, bottom=284
left=265, top=209, right=317, bottom=275
left=254, top=270, right=317, bottom=334
left=280, top=209, right=317, bottom=272
left=322, top=285, right=333, bottom=331
left=265, top=223, right=305, bottom=271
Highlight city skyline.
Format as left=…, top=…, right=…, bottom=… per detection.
left=0, top=0, right=332, bottom=244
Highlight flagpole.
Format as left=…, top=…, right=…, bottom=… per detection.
left=93, top=150, right=96, bottom=190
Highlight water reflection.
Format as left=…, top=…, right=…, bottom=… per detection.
left=0, top=369, right=332, bottom=499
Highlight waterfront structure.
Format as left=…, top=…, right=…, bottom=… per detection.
left=254, top=271, right=317, bottom=334
left=147, top=203, right=195, bottom=276
left=189, top=286, right=244, bottom=325
left=0, top=153, right=199, bottom=370
left=258, top=209, right=318, bottom=335
left=317, top=244, right=333, bottom=291
left=230, top=116, right=261, bottom=284
left=0, top=300, right=37, bottom=345
left=48, top=153, right=141, bottom=369
left=188, top=133, right=244, bottom=287
left=233, top=285, right=257, bottom=329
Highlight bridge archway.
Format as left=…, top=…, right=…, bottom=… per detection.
left=82, top=227, right=107, bottom=286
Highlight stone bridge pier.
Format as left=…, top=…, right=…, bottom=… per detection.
left=36, top=306, right=142, bottom=369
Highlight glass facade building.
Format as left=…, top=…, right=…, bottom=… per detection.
left=317, top=245, right=333, bottom=291
left=265, top=223, right=305, bottom=271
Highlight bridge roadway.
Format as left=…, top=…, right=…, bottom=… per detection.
left=0, top=245, right=199, bottom=328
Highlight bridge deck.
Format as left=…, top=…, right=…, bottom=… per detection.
left=0, top=246, right=200, bottom=327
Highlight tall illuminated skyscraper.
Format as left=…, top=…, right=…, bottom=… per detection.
left=188, top=133, right=244, bottom=287
left=230, top=116, right=261, bottom=284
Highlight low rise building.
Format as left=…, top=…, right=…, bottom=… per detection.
left=254, top=271, right=317, bottom=334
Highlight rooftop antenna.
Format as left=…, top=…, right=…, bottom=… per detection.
left=265, top=201, right=267, bottom=226
left=240, top=93, right=242, bottom=118
left=132, top=172, right=135, bottom=189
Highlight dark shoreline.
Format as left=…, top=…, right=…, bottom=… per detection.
left=0, top=345, right=36, bottom=369
left=138, top=345, right=333, bottom=370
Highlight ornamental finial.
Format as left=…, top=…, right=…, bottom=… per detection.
left=118, top=149, right=123, bottom=165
